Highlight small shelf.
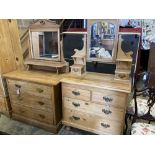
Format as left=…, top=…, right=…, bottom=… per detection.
left=116, top=59, right=132, bottom=62
left=70, top=64, right=84, bottom=69
left=115, top=69, right=130, bottom=74
left=24, top=59, right=67, bottom=68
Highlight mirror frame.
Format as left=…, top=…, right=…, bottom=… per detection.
left=29, top=19, right=61, bottom=61
left=87, top=19, right=119, bottom=63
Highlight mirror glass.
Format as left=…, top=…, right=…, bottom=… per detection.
left=89, top=22, right=116, bottom=60
left=32, top=31, right=59, bottom=59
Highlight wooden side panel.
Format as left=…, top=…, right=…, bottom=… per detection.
left=0, top=19, right=24, bottom=74
left=52, top=84, right=62, bottom=125
left=7, top=19, right=24, bottom=70
left=0, top=20, right=17, bottom=74
left=0, top=96, right=11, bottom=115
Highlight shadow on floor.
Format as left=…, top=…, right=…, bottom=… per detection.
left=0, top=114, right=95, bottom=135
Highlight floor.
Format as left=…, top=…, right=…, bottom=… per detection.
left=0, top=114, right=94, bottom=135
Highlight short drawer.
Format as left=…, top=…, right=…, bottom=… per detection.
left=94, top=115, right=123, bottom=135
left=92, top=90, right=127, bottom=108
left=62, top=85, right=91, bottom=101
left=9, top=94, right=53, bottom=112
left=12, top=104, right=54, bottom=124
left=63, top=108, right=122, bottom=135
left=63, top=97, right=124, bottom=121
left=7, top=79, right=52, bottom=99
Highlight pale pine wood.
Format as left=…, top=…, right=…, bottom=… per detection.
left=7, top=20, right=24, bottom=70
left=61, top=72, right=130, bottom=135
left=0, top=97, right=11, bottom=115
left=63, top=108, right=123, bottom=135
left=12, top=104, right=54, bottom=124
left=92, top=91, right=127, bottom=109
left=5, top=70, right=62, bottom=133
left=63, top=97, right=125, bottom=121
left=4, top=70, right=62, bottom=86
left=61, top=73, right=131, bottom=93
left=8, top=94, right=53, bottom=112
left=7, top=79, right=52, bottom=99
left=62, top=85, right=91, bottom=101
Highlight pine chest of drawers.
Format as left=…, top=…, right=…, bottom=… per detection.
left=4, top=70, right=62, bottom=133
left=61, top=73, right=131, bottom=135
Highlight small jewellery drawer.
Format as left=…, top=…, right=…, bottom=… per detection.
left=9, top=94, right=52, bottom=112
left=7, top=79, right=52, bottom=99
left=12, top=104, right=53, bottom=124
left=63, top=97, right=124, bottom=121
left=62, top=85, right=91, bottom=101
left=92, top=90, right=127, bottom=108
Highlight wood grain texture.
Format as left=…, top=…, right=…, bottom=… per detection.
left=63, top=97, right=125, bottom=121
left=12, top=104, right=54, bottom=124
left=61, top=72, right=131, bottom=93
left=63, top=108, right=123, bottom=135
left=4, top=70, right=62, bottom=86
left=0, top=20, right=24, bottom=74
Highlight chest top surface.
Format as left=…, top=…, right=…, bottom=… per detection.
left=3, top=70, right=62, bottom=86
left=61, top=72, right=131, bottom=93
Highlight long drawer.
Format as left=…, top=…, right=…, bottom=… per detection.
left=9, top=93, right=53, bottom=112
left=63, top=97, right=124, bottom=121
left=62, top=85, right=91, bottom=101
left=12, top=104, right=54, bottom=124
left=63, top=108, right=122, bottom=135
left=92, top=90, right=127, bottom=108
left=7, top=79, right=52, bottom=99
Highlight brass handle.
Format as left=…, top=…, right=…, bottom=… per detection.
left=103, top=96, right=113, bottom=102
left=72, top=90, right=80, bottom=96
left=72, top=116, right=80, bottom=120
left=101, top=123, right=110, bottom=128
left=38, top=101, right=45, bottom=105
left=36, top=88, right=44, bottom=93
left=15, top=84, right=21, bottom=88
left=102, top=109, right=112, bottom=115
left=72, top=102, right=80, bottom=107
left=39, top=114, right=45, bottom=119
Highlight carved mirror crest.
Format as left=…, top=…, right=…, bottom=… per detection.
left=87, top=19, right=119, bottom=62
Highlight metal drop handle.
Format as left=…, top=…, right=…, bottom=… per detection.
left=72, top=116, right=80, bottom=120
left=72, top=102, right=80, bottom=107
left=101, top=123, right=110, bottom=128
left=103, top=96, right=113, bottom=102
left=72, top=90, right=80, bottom=96
left=102, top=109, right=112, bottom=115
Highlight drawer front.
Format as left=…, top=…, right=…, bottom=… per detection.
left=63, top=97, right=124, bottom=121
left=9, top=94, right=52, bottom=112
left=92, top=90, right=127, bottom=108
left=94, top=116, right=123, bottom=134
left=63, top=108, right=122, bottom=135
left=62, top=85, right=91, bottom=101
left=7, top=79, right=52, bottom=99
left=12, top=104, right=53, bottom=124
